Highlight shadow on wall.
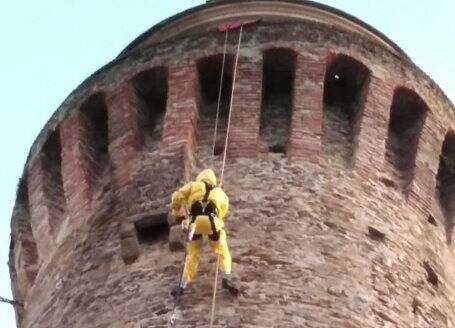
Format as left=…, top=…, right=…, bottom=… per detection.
left=436, top=130, right=455, bottom=244
left=132, top=67, right=168, bottom=152
left=260, top=48, right=296, bottom=154
left=79, top=93, right=109, bottom=185
left=41, top=130, right=67, bottom=234
left=197, top=54, right=234, bottom=155
left=323, top=54, right=370, bottom=167
left=385, top=87, right=428, bottom=195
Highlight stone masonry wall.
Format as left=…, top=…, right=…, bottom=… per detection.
left=14, top=157, right=455, bottom=327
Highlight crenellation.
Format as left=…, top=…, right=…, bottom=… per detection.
left=106, top=82, right=142, bottom=194
left=355, top=75, right=393, bottom=178
left=322, top=53, right=371, bottom=167
left=60, top=111, right=93, bottom=227
left=385, top=87, right=429, bottom=195
left=161, top=64, right=198, bottom=150
left=197, top=54, right=235, bottom=156
left=228, top=55, right=263, bottom=157
left=10, top=179, right=38, bottom=314
left=27, top=152, right=58, bottom=260
left=287, top=52, right=325, bottom=159
left=260, top=48, right=296, bottom=154
left=78, top=92, right=110, bottom=187
left=132, top=67, right=168, bottom=152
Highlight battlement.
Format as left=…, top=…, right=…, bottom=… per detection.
left=9, top=1, right=455, bottom=327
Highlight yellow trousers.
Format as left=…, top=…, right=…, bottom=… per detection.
left=182, top=228, right=231, bottom=284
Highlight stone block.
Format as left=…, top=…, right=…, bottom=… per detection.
left=120, top=236, right=140, bottom=264
left=169, top=225, right=185, bottom=252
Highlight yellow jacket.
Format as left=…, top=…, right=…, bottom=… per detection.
left=171, top=169, right=229, bottom=234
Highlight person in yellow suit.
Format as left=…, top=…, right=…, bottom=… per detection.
left=170, top=168, right=238, bottom=296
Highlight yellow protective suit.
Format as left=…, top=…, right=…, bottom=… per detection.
left=171, top=169, right=231, bottom=284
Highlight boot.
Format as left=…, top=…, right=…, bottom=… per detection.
left=222, top=277, right=239, bottom=296
left=171, top=285, right=185, bottom=297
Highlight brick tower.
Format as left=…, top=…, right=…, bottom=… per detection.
left=9, top=1, right=455, bottom=327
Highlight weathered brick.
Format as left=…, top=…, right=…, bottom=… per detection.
left=355, top=76, right=393, bottom=177
left=228, top=56, right=262, bottom=157
left=287, top=53, right=325, bottom=159
left=161, top=64, right=198, bottom=150
left=107, top=83, right=142, bottom=191
left=60, top=112, right=92, bottom=227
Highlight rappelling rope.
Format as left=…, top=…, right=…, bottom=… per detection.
left=219, top=25, right=243, bottom=187
left=211, top=29, right=229, bottom=161
left=209, top=24, right=243, bottom=328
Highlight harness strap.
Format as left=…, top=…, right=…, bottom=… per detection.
left=190, top=182, right=216, bottom=222
left=202, top=182, right=214, bottom=203
left=189, top=182, right=219, bottom=239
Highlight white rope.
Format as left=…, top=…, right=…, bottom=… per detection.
left=208, top=256, right=221, bottom=328
left=219, top=25, right=243, bottom=186
left=209, top=25, right=243, bottom=328
left=211, top=29, right=229, bottom=159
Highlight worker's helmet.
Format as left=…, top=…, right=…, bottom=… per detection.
left=196, top=169, right=217, bottom=186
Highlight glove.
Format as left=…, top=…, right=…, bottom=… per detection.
left=188, top=223, right=196, bottom=241
left=181, top=218, right=190, bottom=232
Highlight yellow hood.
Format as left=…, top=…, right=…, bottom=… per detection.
left=196, top=169, right=217, bottom=186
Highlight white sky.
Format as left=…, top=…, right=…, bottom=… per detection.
left=0, top=1, right=453, bottom=326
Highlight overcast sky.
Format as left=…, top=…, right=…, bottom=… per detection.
left=0, top=1, right=453, bottom=326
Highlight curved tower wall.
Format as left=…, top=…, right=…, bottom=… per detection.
left=9, top=1, right=455, bottom=327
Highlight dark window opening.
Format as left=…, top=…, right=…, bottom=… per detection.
left=42, top=130, right=66, bottom=230
left=80, top=93, right=109, bottom=180
left=134, top=213, right=169, bottom=245
left=132, top=67, right=168, bottom=151
left=427, top=213, right=437, bottom=227
left=385, top=88, right=428, bottom=194
left=423, top=261, right=438, bottom=287
left=15, top=178, right=39, bottom=278
left=269, top=145, right=286, bottom=154
left=15, top=178, right=34, bottom=236
left=367, top=226, right=386, bottom=242
left=323, top=54, right=370, bottom=166
left=436, top=131, right=455, bottom=244
left=213, top=143, right=225, bottom=156
left=16, top=177, right=28, bottom=206
left=260, top=48, right=296, bottom=153
left=197, top=54, right=234, bottom=155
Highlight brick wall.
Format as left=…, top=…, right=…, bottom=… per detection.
left=9, top=178, right=38, bottom=322
left=107, top=83, right=141, bottom=193
left=161, top=64, right=198, bottom=151
left=227, top=55, right=263, bottom=157
left=355, top=76, right=393, bottom=178
left=287, top=53, right=325, bottom=159
left=26, top=130, right=66, bottom=258
left=60, top=111, right=93, bottom=228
